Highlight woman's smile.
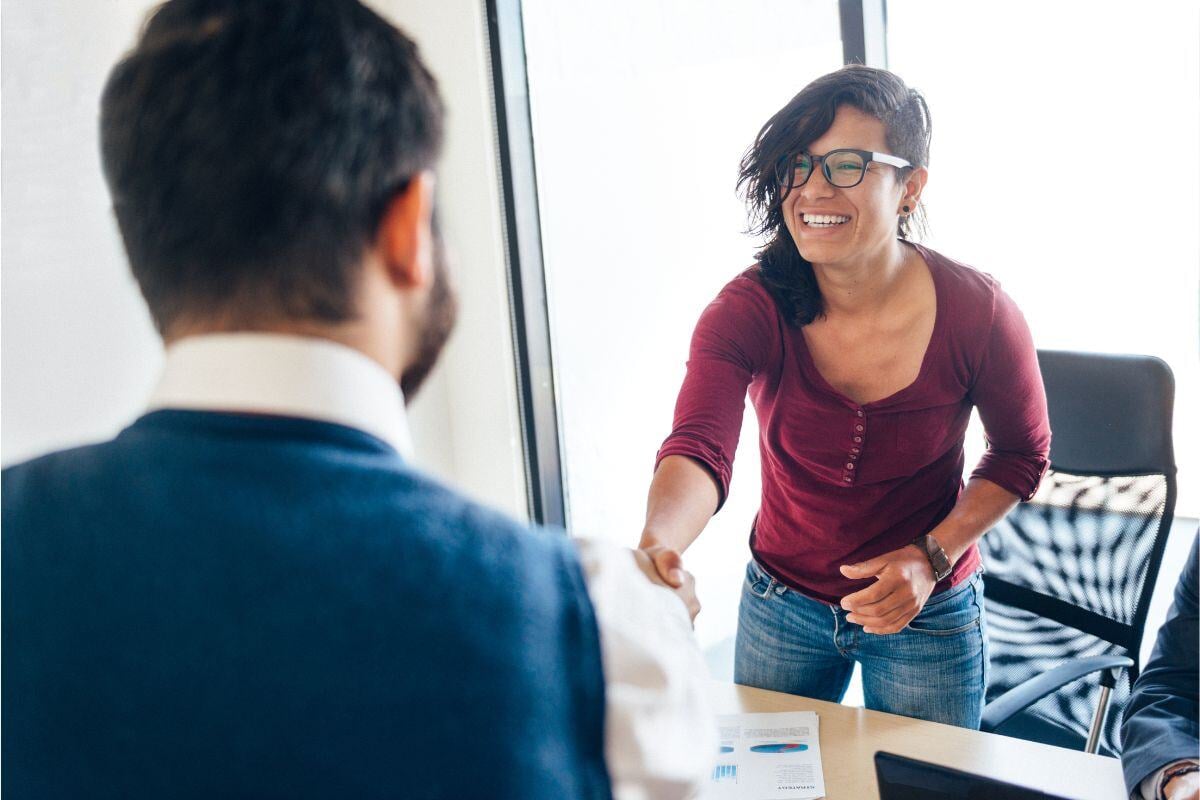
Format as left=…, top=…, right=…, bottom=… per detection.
left=798, top=211, right=853, bottom=232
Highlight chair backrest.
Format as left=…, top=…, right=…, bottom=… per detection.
left=981, top=350, right=1176, bottom=755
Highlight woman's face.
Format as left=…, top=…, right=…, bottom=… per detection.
left=780, top=105, right=922, bottom=269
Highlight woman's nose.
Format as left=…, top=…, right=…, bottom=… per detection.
left=799, top=165, right=836, bottom=201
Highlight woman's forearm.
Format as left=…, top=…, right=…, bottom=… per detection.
left=639, top=455, right=721, bottom=553
left=929, top=477, right=1019, bottom=565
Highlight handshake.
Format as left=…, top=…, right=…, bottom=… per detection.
left=634, top=542, right=702, bottom=624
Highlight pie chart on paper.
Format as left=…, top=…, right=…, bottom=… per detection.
left=749, top=742, right=809, bottom=754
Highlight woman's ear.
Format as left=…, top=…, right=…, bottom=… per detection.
left=376, top=171, right=436, bottom=290
left=901, top=165, right=928, bottom=211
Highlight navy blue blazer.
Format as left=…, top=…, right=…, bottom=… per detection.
left=1121, top=533, right=1200, bottom=792
left=3, top=410, right=612, bottom=799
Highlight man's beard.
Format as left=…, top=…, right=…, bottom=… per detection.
left=399, top=237, right=458, bottom=402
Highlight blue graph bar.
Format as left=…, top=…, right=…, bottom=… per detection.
left=711, top=764, right=738, bottom=783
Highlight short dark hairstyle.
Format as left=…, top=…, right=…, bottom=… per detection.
left=100, top=0, right=444, bottom=334
left=736, top=65, right=932, bottom=327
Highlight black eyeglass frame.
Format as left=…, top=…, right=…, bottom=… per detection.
left=775, top=148, right=913, bottom=193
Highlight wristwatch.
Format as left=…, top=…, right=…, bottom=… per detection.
left=911, top=533, right=953, bottom=582
left=1158, top=761, right=1199, bottom=800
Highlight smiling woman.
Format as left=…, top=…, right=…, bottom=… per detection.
left=740, top=67, right=932, bottom=327
left=637, top=65, right=1052, bottom=731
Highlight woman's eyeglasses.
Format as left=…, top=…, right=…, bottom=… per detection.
left=775, top=148, right=912, bottom=192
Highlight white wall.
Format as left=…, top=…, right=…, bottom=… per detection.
left=1, top=0, right=529, bottom=520
left=2, top=0, right=162, bottom=464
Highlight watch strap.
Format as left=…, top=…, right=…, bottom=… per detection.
left=912, top=533, right=952, bottom=582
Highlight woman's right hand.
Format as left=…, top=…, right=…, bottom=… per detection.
left=635, top=543, right=701, bottom=622
left=641, top=542, right=686, bottom=587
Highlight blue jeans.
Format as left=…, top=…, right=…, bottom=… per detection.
left=734, top=557, right=988, bottom=729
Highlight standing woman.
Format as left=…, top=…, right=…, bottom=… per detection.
left=638, top=66, right=1050, bottom=728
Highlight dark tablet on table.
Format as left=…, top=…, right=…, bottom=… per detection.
left=875, top=751, right=1074, bottom=800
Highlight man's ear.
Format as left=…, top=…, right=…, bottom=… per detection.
left=376, top=171, right=435, bottom=290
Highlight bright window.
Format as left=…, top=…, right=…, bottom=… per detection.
left=888, top=0, right=1200, bottom=517
left=522, top=0, right=843, bottom=653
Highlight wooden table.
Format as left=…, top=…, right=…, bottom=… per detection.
left=708, top=681, right=1127, bottom=799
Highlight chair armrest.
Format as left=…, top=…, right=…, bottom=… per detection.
left=981, top=655, right=1134, bottom=733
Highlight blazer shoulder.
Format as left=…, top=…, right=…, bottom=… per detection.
left=3, top=440, right=119, bottom=505
left=369, top=466, right=584, bottom=582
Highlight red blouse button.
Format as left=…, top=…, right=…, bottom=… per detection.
left=855, top=425, right=864, bottom=432
left=851, top=447, right=860, bottom=453
left=846, top=463, right=855, bottom=470
left=853, top=436, right=862, bottom=443
left=850, top=454, right=858, bottom=460
left=856, top=410, right=864, bottom=418
left=843, top=476, right=853, bottom=483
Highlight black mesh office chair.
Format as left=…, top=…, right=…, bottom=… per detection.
left=979, top=350, right=1177, bottom=756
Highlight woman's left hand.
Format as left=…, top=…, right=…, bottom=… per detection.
left=838, top=545, right=937, bottom=634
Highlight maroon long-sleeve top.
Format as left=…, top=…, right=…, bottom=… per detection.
left=656, top=244, right=1051, bottom=605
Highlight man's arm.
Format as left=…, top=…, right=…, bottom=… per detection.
left=575, top=539, right=715, bottom=799
left=1122, top=534, right=1200, bottom=798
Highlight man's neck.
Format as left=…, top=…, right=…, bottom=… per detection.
left=164, top=318, right=404, bottom=381
left=148, top=332, right=415, bottom=457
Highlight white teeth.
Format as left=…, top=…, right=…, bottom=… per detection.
left=803, top=214, right=850, bottom=226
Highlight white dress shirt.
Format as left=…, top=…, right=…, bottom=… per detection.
left=148, top=333, right=714, bottom=799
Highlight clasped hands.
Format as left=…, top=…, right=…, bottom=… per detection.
left=637, top=541, right=938, bottom=634
left=637, top=544, right=701, bottom=624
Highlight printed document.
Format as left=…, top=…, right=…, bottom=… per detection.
left=702, top=711, right=825, bottom=799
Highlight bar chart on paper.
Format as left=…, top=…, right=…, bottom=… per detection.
left=712, top=764, right=738, bottom=783
left=703, top=711, right=825, bottom=800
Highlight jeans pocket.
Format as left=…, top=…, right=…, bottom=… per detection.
left=744, top=559, right=773, bottom=599
left=921, top=576, right=973, bottom=610
left=906, top=580, right=981, bottom=637
left=906, top=616, right=979, bottom=637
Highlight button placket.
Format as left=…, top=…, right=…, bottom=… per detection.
left=843, top=407, right=866, bottom=485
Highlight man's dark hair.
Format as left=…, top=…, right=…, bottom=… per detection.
left=100, top=0, right=444, bottom=334
left=736, top=65, right=931, bottom=327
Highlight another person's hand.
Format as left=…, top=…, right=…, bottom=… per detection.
left=838, top=544, right=937, bottom=634
left=633, top=547, right=701, bottom=624
left=1164, top=765, right=1200, bottom=800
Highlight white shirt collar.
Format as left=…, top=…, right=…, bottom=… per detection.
left=147, top=333, right=414, bottom=458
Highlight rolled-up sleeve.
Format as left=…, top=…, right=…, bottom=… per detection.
left=968, top=285, right=1051, bottom=500
left=655, top=276, right=777, bottom=508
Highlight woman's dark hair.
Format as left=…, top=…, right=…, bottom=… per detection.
left=100, top=0, right=444, bottom=335
left=736, top=65, right=931, bottom=327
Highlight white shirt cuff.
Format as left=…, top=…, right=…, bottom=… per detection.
left=575, top=539, right=715, bottom=800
